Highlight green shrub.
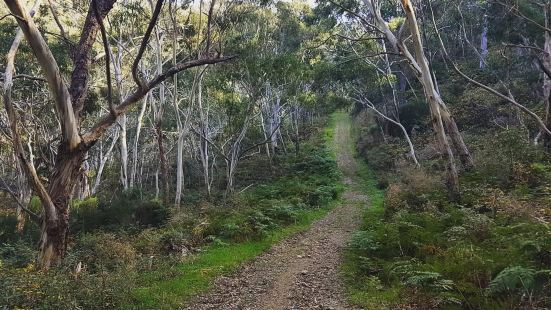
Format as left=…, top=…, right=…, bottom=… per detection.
left=74, top=233, right=138, bottom=272
left=157, top=228, right=192, bottom=255
left=488, top=266, right=551, bottom=297
left=350, top=231, right=380, bottom=252
left=135, top=200, right=170, bottom=227
left=265, top=204, right=300, bottom=224
left=0, top=239, right=35, bottom=268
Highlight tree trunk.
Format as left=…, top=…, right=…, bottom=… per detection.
left=543, top=5, right=551, bottom=147
left=130, top=93, right=148, bottom=188
left=92, top=129, right=119, bottom=194
left=439, top=106, right=473, bottom=168
left=172, top=5, right=184, bottom=205
left=480, top=12, right=489, bottom=69
left=118, top=115, right=129, bottom=190
left=155, top=120, right=170, bottom=205
left=197, top=68, right=212, bottom=197
left=38, top=147, right=87, bottom=269
left=401, top=0, right=460, bottom=196
left=15, top=158, right=30, bottom=233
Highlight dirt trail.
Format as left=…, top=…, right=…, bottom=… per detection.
left=185, top=115, right=368, bottom=310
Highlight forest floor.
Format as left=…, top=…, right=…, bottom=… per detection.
left=185, top=114, right=367, bottom=309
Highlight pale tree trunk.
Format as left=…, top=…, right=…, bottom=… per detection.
left=197, top=68, right=212, bottom=197
left=542, top=5, right=551, bottom=148
left=15, top=155, right=31, bottom=233
left=92, top=129, right=119, bottom=194
left=363, top=0, right=473, bottom=196
left=226, top=114, right=252, bottom=194
left=270, top=94, right=282, bottom=154
left=130, top=92, right=148, bottom=188
left=260, top=107, right=272, bottom=158
left=401, top=0, right=460, bottom=195
left=292, top=102, right=300, bottom=155
left=172, top=5, right=184, bottom=205
left=480, top=12, right=489, bottom=69
left=364, top=0, right=472, bottom=176
left=118, top=115, right=129, bottom=190
left=111, top=38, right=129, bottom=190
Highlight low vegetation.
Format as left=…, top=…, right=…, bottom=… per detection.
left=0, top=120, right=342, bottom=309
left=345, top=112, right=551, bottom=309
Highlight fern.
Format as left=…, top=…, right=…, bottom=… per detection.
left=350, top=231, right=380, bottom=252
left=488, top=266, right=536, bottom=295
left=404, top=271, right=455, bottom=292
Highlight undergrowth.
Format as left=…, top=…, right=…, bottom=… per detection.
left=0, top=118, right=342, bottom=309
left=345, top=112, right=551, bottom=309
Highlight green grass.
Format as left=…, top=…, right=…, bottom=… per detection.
left=342, top=155, right=393, bottom=308
left=339, top=111, right=397, bottom=308
left=128, top=206, right=333, bottom=309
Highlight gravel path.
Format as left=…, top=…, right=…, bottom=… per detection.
left=185, top=115, right=367, bottom=310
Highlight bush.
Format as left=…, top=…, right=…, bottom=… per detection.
left=0, top=239, right=35, bottom=268
left=74, top=233, right=138, bottom=272
left=383, top=167, right=445, bottom=215
left=135, top=200, right=170, bottom=227
left=488, top=266, right=551, bottom=301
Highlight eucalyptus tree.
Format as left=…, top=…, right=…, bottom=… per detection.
left=2, top=0, right=233, bottom=269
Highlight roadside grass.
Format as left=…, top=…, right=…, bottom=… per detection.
left=338, top=111, right=394, bottom=308
left=129, top=206, right=332, bottom=309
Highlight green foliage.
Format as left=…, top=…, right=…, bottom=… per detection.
left=487, top=266, right=551, bottom=296
left=345, top=112, right=551, bottom=308
left=74, top=233, right=138, bottom=272
left=0, top=240, right=35, bottom=268
left=70, top=195, right=169, bottom=233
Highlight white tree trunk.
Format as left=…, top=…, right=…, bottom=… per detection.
left=479, top=13, right=489, bottom=69
left=92, top=129, right=119, bottom=195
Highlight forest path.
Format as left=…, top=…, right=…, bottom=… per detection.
left=185, top=114, right=367, bottom=309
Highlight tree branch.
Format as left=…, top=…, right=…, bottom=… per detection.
left=4, top=0, right=82, bottom=149
left=69, top=0, right=117, bottom=117
left=84, top=55, right=236, bottom=144
left=92, top=0, right=115, bottom=117
left=132, top=0, right=164, bottom=90
left=2, top=0, right=58, bottom=225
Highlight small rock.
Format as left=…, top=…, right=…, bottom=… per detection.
left=301, top=270, right=308, bottom=275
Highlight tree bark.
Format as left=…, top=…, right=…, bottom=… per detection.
left=130, top=93, right=148, bottom=188
left=401, top=0, right=460, bottom=196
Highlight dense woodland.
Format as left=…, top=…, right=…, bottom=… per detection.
left=0, top=0, right=550, bottom=308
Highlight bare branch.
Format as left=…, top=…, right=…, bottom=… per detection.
left=84, top=55, right=236, bottom=144
left=132, top=0, right=164, bottom=90
left=92, top=0, right=115, bottom=117
left=430, top=2, right=551, bottom=136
